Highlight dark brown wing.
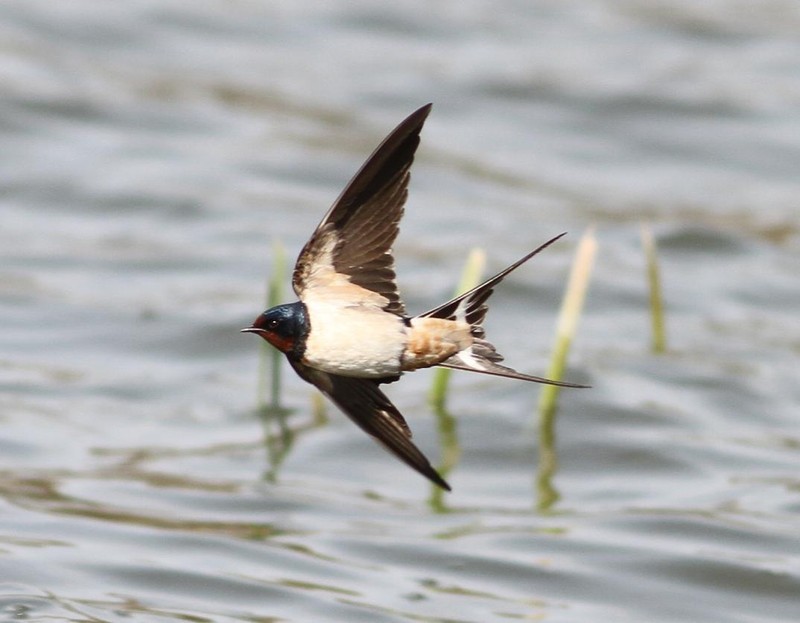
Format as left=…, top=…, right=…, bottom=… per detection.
left=292, top=104, right=432, bottom=316
left=289, top=359, right=451, bottom=491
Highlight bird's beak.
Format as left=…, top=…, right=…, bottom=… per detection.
left=240, top=327, right=263, bottom=334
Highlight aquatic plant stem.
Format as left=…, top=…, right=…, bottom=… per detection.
left=428, top=248, right=485, bottom=509
left=428, top=248, right=486, bottom=411
left=257, top=240, right=287, bottom=410
left=641, top=224, right=667, bottom=354
left=535, top=228, right=595, bottom=511
left=537, top=228, right=596, bottom=416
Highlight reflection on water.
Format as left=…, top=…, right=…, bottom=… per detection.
left=536, top=405, right=560, bottom=513
left=2, top=1, right=800, bottom=621
left=429, top=398, right=461, bottom=514
left=258, top=397, right=327, bottom=485
left=259, top=403, right=296, bottom=484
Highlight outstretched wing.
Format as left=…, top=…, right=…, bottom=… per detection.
left=292, top=104, right=432, bottom=316
left=289, top=359, right=450, bottom=491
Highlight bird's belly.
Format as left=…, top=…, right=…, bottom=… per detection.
left=302, top=303, right=407, bottom=378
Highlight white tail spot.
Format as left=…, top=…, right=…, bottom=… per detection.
left=456, top=347, right=486, bottom=371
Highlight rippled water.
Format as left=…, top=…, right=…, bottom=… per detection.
left=2, top=1, right=800, bottom=621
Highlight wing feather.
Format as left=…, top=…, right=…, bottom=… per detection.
left=289, top=360, right=451, bottom=491
left=292, top=104, right=432, bottom=316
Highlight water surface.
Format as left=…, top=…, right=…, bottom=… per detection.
left=1, top=2, right=799, bottom=621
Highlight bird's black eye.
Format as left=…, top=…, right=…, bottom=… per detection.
left=266, top=318, right=279, bottom=330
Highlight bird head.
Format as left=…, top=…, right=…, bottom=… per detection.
left=241, top=302, right=308, bottom=355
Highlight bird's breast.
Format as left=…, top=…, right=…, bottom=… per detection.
left=301, top=299, right=407, bottom=378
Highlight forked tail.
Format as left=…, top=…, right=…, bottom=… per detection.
left=419, top=233, right=589, bottom=388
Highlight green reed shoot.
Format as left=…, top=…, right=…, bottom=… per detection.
left=537, top=228, right=596, bottom=419
left=427, top=248, right=484, bottom=510
left=535, top=228, right=595, bottom=512
left=428, top=248, right=487, bottom=410
left=257, top=240, right=287, bottom=410
left=428, top=403, right=460, bottom=513
left=641, top=224, right=667, bottom=353
left=535, top=398, right=559, bottom=512
left=310, top=391, right=328, bottom=426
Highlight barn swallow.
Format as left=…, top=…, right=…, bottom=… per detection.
left=242, top=103, right=587, bottom=491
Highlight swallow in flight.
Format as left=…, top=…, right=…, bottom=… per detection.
left=243, top=104, right=587, bottom=491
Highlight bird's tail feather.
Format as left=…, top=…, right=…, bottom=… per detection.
left=419, top=233, right=589, bottom=388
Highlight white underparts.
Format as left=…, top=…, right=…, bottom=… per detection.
left=301, top=293, right=478, bottom=378
left=302, top=297, right=407, bottom=378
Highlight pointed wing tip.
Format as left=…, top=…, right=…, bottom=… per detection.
left=427, top=470, right=452, bottom=492
left=395, top=102, right=433, bottom=134
left=385, top=443, right=451, bottom=492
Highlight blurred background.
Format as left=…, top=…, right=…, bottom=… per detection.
left=1, top=1, right=799, bottom=621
